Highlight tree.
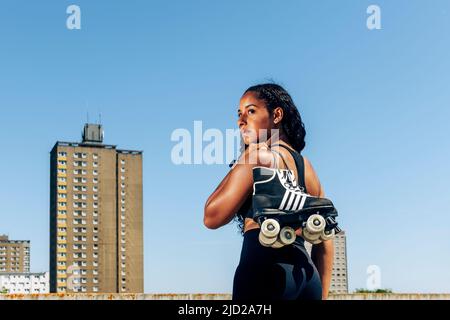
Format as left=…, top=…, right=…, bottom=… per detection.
left=354, top=288, right=393, bottom=294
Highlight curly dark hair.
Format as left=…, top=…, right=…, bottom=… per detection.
left=233, top=83, right=307, bottom=235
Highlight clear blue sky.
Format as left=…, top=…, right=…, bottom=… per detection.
left=1, top=0, right=449, bottom=294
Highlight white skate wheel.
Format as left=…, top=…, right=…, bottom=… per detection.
left=279, top=227, right=296, bottom=245
left=320, top=229, right=335, bottom=241
left=259, top=231, right=277, bottom=246
left=271, top=239, right=284, bottom=249
left=302, top=228, right=321, bottom=242
left=306, top=214, right=326, bottom=234
left=261, top=219, right=280, bottom=238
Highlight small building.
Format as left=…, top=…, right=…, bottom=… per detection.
left=0, top=272, right=49, bottom=294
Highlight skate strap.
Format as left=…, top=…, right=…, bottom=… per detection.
left=270, top=143, right=307, bottom=193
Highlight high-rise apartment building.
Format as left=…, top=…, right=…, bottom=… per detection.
left=0, top=235, right=30, bottom=273
left=0, top=272, right=49, bottom=294
left=49, top=124, right=143, bottom=293
left=304, top=230, right=348, bottom=294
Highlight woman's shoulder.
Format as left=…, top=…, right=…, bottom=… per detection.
left=302, top=156, right=324, bottom=197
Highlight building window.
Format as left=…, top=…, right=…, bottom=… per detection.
left=93, top=186, right=98, bottom=192
left=58, top=152, right=67, bottom=157
left=93, top=154, right=98, bottom=160
left=93, top=162, right=98, bottom=167
left=121, top=159, right=125, bottom=165
left=93, top=170, right=98, bottom=176
left=93, top=178, right=98, bottom=184
left=121, top=167, right=125, bottom=173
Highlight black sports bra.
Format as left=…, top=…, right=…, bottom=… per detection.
left=237, top=143, right=308, bottom=219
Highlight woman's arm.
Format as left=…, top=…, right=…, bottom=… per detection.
left=311, top=238, right=334, bottom=300
left=304, top=157, right=334, bottom=300
left=203, top=144, right=274, bottom=229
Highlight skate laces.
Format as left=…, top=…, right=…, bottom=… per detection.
left=279, top=170, right=305, bottom=193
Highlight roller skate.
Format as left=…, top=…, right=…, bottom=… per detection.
left=252, top=167, right=341, bottom=248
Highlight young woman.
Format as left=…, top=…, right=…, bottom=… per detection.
left=203, top=83, right=334, bottom=300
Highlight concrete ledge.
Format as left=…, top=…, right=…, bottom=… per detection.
left=0, top=293, right=449, bottom=300
left=328, top=293, right=450, bottom=300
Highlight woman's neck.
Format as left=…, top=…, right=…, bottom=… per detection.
left=267, top=131, right=290, bottom=147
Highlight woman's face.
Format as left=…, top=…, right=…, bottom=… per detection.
left=237, top=91, right=275, bottom=145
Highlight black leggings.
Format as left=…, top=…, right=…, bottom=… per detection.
left=232, top=229, right=322, bottom=300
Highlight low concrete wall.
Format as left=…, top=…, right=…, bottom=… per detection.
left=0, top=293, right=449, bottom=300
left=328, top=293, right=450, bottom=300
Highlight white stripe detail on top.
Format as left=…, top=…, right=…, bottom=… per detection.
left=298, top=194, right=307, bottom=210
left=285, top=192, right=296, bottom=211
left=291, top=194, right=302, bottom=211
left=279, top=191, right=290, bottom=210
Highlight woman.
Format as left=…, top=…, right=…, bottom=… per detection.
left=203, top=83, right=334, bottom=300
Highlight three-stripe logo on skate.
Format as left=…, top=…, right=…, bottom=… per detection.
left=279, top=191, right=307, bottom=211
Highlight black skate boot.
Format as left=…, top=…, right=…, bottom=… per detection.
left=252, top=167, right=341, bottom=248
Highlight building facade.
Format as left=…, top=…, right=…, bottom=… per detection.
left=0, top=235, right=30, bottom=273
left=0, top=272, right=49, bottom=294
left=304, top=230, right=348, bottom=294
left=49, top=124, right=143, bottom=293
